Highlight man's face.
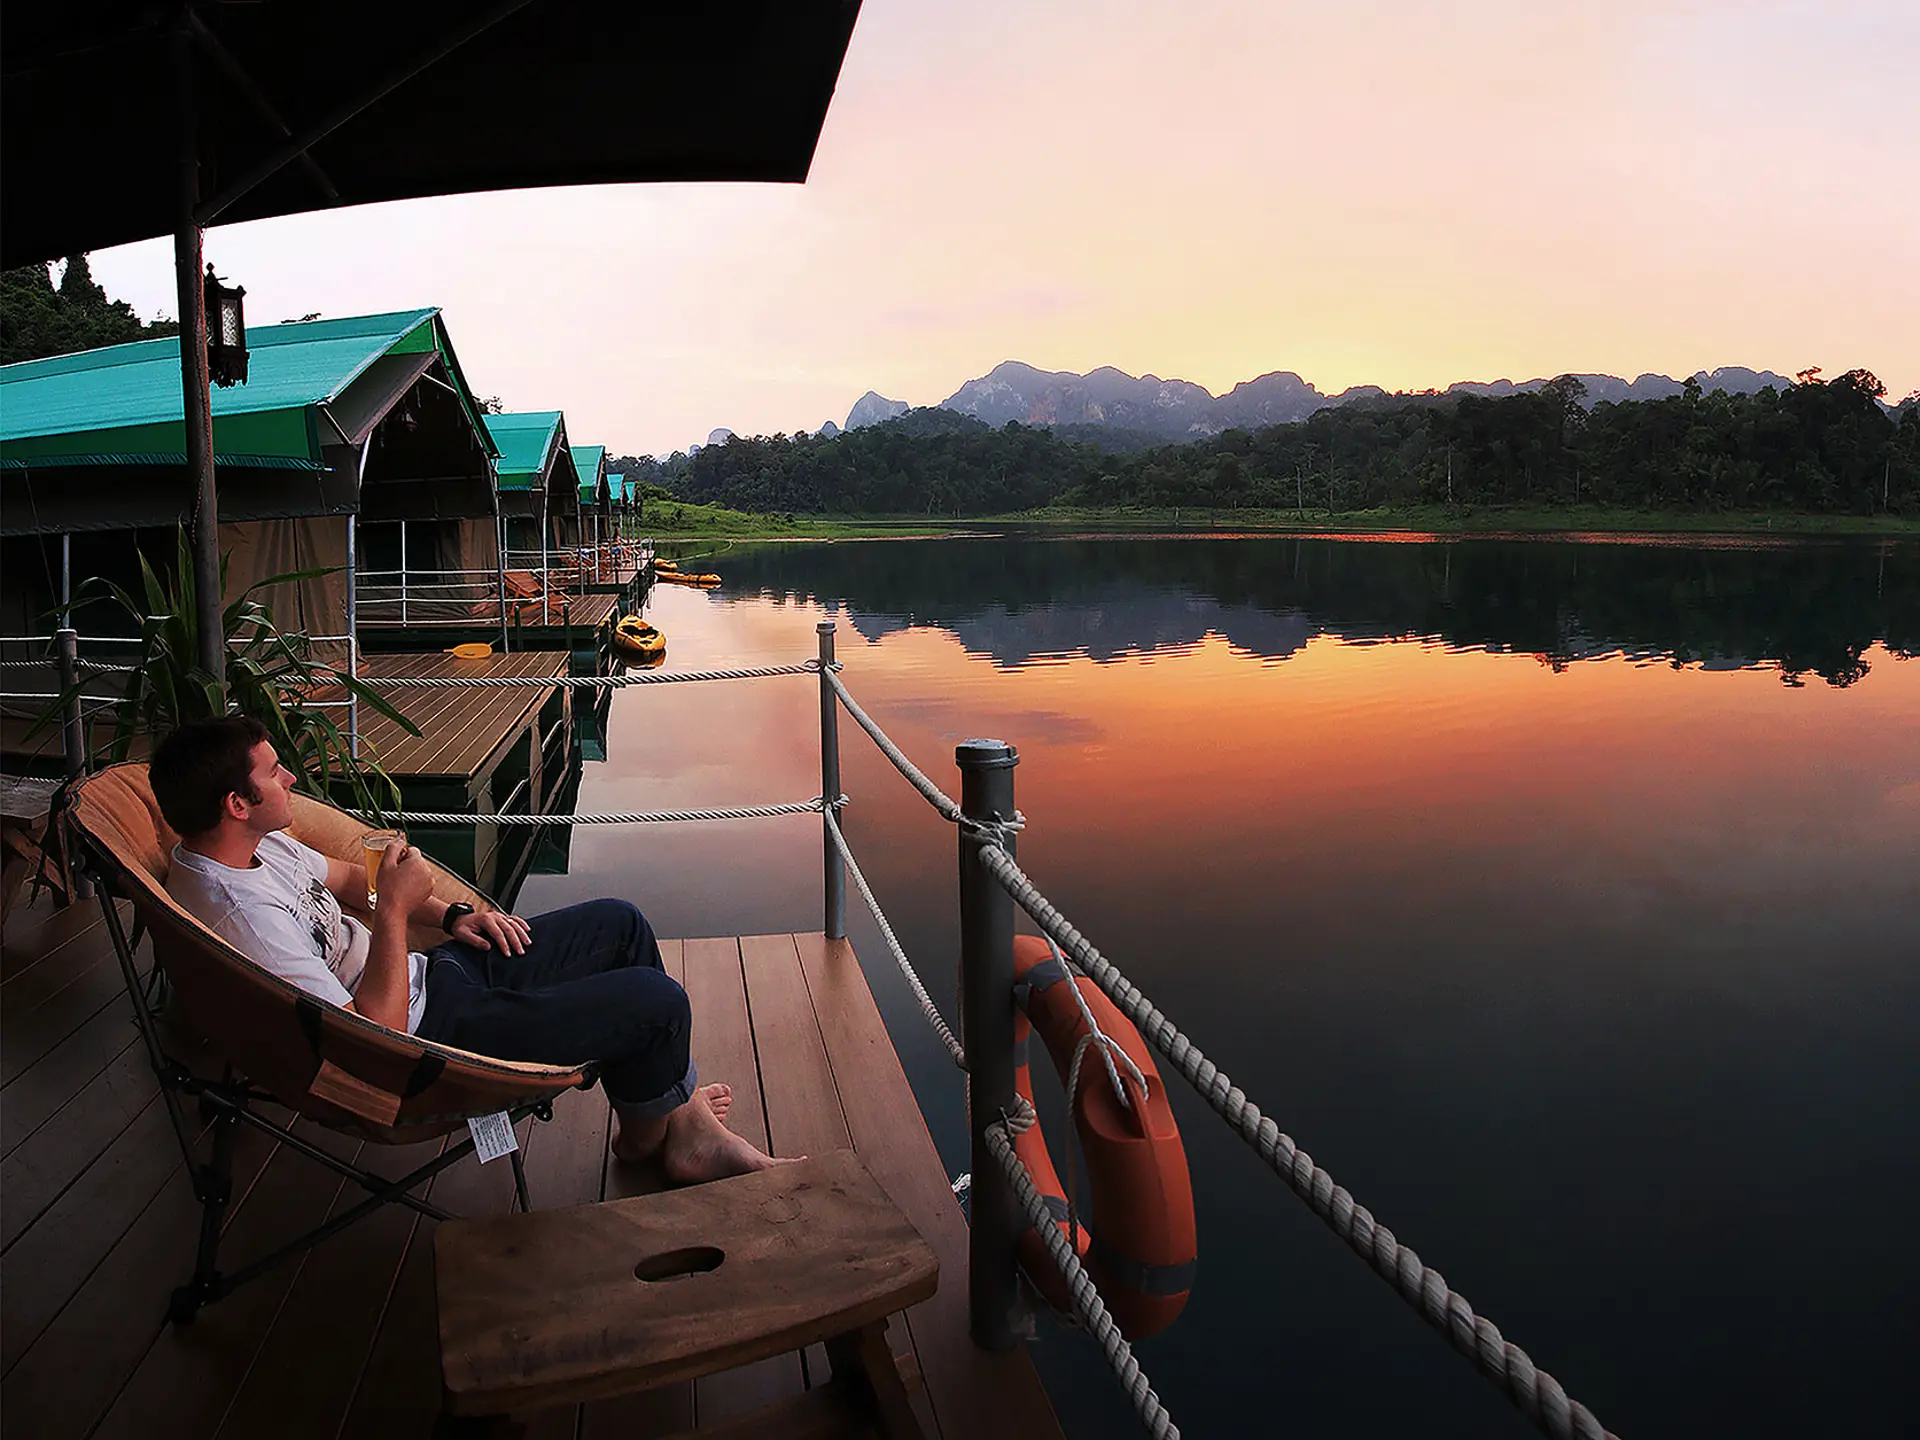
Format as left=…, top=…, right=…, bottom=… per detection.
left=235, top=740, right=297, bottom=834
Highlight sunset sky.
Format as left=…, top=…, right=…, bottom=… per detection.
left=84, top=0, right=1919, bottom=456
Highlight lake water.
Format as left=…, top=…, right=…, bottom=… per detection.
left=518, top=535, right=1918, bottom=1439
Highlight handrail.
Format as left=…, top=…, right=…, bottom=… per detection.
left=356, top=797, right=826, bottom=827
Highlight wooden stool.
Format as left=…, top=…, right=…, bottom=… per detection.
left=435, top=1149, right=938, bottom=1437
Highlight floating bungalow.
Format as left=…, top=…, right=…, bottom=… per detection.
left=481, top=411, right=622, bottom=660
left=0, top=314, right=581, bottom=896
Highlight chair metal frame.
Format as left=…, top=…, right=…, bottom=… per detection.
left=83, top=851, right=589, bottom=1325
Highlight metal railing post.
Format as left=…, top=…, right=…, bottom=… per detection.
left=496, top=512, right=510, bottom=653
left=956, top=737, right=1021, bottom=1350
left=817, top=622, right=845, bottom=940
left=398, top=519, right=408, bottom=624
left=56, top=627, right=84, bottom=781
left=345, top=514, right=359, bottom=758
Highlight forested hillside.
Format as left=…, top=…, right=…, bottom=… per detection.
left=0, top=256, right=176, bottom=364
left=641, top=371, right=1919, bottom=518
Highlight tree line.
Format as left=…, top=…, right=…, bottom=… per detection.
left=639, top=371, right=1919, bottom=518
left=0, top=256, right=176, bottom=364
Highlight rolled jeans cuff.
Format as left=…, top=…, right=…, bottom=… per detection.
left=607, top=1058, right=699, bottom=1121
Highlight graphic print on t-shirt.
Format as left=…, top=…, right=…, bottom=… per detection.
left=295, top=872, right=349, bottom=976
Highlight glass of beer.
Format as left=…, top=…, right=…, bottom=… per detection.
left=362, top=831, right=403, bottom=910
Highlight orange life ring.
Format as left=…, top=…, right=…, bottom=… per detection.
left=1010, top=934, right=1195, bottom=1339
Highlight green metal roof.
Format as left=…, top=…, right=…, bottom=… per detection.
left=485, top=411, right=566, bottom=491
left=571, top=444, right=607, bottom=504
left=607, top=472, right=626, bottom=502
left=0, top=308, right=498, bottom=470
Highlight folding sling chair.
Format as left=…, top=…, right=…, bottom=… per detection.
left=65, top=763, right=594, bottom=1323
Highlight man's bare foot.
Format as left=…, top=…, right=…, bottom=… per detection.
left=662, top=1087, right=803, bottom=1185
left=610, top=1083, right=735, bottom=1164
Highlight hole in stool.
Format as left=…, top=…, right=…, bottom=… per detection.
left=634, top=1245, right=725, bottom=1283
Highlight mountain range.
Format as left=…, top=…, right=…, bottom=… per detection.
left=823, top=362, right=1796, bottom=445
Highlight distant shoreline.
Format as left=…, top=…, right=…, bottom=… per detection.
left=645, top=504, right=1918, bottom=545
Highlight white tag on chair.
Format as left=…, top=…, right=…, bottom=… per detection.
left=468, top=1111, right=519, bottom=1165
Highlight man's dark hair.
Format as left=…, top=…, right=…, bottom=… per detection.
left=149, top=716, right=273, bottom=838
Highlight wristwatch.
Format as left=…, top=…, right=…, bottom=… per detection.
left=442, top=902, right=476, bottom=935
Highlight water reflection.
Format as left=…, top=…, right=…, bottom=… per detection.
left=519, top=538, right=1919, bottom=1439
left=716, top=536, right=1917, bottom=686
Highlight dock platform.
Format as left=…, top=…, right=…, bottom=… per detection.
left=358, top=591, right=624, bottom=673
left=0, top=899, right=1063, bottom=1439
left=310, top=650, right=574, bottom=896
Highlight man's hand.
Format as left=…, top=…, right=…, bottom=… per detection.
left=451, top=908, right=532, bottom=956
left=379, top=843, right=435, bottom=918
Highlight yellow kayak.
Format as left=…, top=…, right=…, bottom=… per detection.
left=611, top=616, right=667, bottom=663
left=655, top=570, right=720, bottom=588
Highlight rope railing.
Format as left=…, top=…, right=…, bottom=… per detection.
left=986, top=1101, right=1178, bottom=1440
left=974, top=843, right=1616, bottom=1440
left=822, top=665, right=965, bottom=823
left=353, top=797, right=827, bottom=827
left=823, top=803, right=967, bottom=1070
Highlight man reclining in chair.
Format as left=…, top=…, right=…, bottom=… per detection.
left=152, top=716, right=793, bottom=1184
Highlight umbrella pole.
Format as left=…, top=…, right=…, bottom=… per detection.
left=175, top=27, right=224, bottom=694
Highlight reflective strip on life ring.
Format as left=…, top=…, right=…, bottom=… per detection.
left=1010, top=934, right=1196, bottom=1340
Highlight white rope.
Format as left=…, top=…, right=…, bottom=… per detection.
left=823, top=804, right=966, bottom=1069
left=348, top=660, right=819, bottom=689
left=987, top=1103, right=1178, bottom=1440
left=979, top=845, right=1615, bottom=1440
left=354, top=798, right=825, bottom=826
left=1048, top=937, right=1151, bottom=1259
left=823, top=666, right=966, bottom=822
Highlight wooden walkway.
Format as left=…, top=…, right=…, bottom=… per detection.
left=318, top=650, right=566, bottom=783
left=0, top=896, right=1062, bottom=1440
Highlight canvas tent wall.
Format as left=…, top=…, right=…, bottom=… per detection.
left=0, top=309, right=500, bottom=670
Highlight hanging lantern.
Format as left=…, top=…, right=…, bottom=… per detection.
left=204, top=265, right=248, bottom=387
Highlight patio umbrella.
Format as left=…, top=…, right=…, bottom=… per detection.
left=2, top=1, right=860, bottom=677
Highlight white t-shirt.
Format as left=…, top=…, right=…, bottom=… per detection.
left=167, top=831, right=429, bottom=1033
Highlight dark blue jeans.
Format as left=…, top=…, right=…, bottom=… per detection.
left=416, top=898, right=697, bottom=1118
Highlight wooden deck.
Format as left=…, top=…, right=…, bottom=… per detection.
left=321, top=650, right=566, bottom=783
left=0, top=896, right=1062, bottom=1440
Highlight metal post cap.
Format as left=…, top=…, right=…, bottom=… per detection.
left=816, top=620, right=836, bottom=633
left=955, top=739, right=1018, bottom=768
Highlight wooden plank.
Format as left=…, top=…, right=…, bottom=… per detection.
left=331, top=1198, right=442, bottom=1440
left=739, top=934, right=852, bottom=1162
left=207, top=1135, right=447, bottom=1440
left=335, top=1123, right=518, bottom=1440
left=0, top=893, right=108, bottom=984
left=1, top=1030, right=151, bottom=1248
left=405, top=683, right=546, bottom=781
left=684, top=936, right=809, bottom=1429
left=742, top=934, right=931, bottom=1432
left=1, top=919, right=112, bottom=1015
left=514, top=1082, right=614, bottom=1440
left=438, top=1150, right=938, bottom=1415
left=0, top=947, right=128, bottom=1085
left=0, top=1094, right=196, bottom=1372
left=87, top=1124, right=364, bottom=1440
left=793, top=933, right=1062, bottom=1440
left=0, top=1120, right=280, bottom=1440
left=0, top=995, right=145, bottom=1160
left=586, top=936, right=774, bottom=1438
